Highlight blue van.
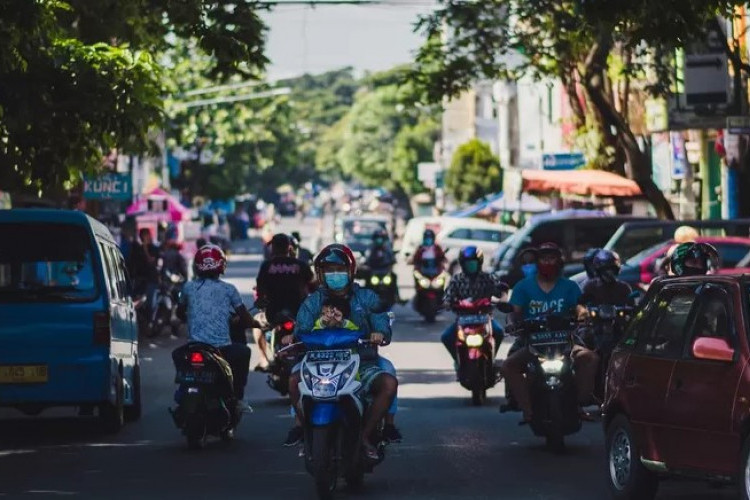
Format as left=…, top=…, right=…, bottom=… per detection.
left=0, top=209, right=140, bottom=432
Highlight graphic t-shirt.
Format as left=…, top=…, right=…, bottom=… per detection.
left=180, top=278, right=244, bottom=347
left=510, top=276, right=582, bottom=319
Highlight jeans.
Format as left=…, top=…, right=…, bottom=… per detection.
left=441, top=319, right=504, bottom=362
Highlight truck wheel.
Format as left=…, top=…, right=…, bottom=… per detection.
left=99, top=373, right=124, bottom=434
left=124, top=364, right=142, bottom=422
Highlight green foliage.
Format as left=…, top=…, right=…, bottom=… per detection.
left=0, top=0, right=268, bottom=196
left=391, top=117, right=440, bottom=195
left=445, top=139, right=502, bottom=204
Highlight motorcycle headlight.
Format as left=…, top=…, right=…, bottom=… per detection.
left=432, top=277, right=445, bottom=288
left=370, top=275, right=380, bottom=285
left=312, top=375, right=341, bottom=398
left=170, top=274, right=182, bottom=284
left=457, top=328, right=466, bottom=341
left=419, top=278, right=431, bottom=288
left=382, top=274, right=392, bottom=285
left=466, top=334, right=484, bottom=347
left=540, top=359, right=565, bottom=375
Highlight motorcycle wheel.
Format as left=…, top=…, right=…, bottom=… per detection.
left=312, top=426, right=336, bottom=500
left=471, top=388, right=486, bottom=406
left=186, top=432, right=206, bottom=450
left=344, top=460, right=364, bottom=491
left=545, top=391, right=566, bottom=454
left=424, top=310, right=436, bottom=323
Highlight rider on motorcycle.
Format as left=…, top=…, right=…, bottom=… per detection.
left=291, top=231, right=314, bottom=266
left=410, top=229, right=446, bottom=275
left=668, top=241, right=719, bottom=277
left=364, top=229, right=401, bottom=304
left=161, top=239, right=189, bottom=282
left=578, top=249, right=632, bottom=310
left=441, top=246, right=507, bottom=368
left=581, top=247, right=602, bottom=287
left=283, top=244, right=401, bottom=457
left=253, top=233, right=314, bottom=371
left=175, top=244, right=254, bottom=407
left=500, top=243, right=594, bottom=424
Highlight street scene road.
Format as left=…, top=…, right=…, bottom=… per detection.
left=0, top=217, right=736, bottom=499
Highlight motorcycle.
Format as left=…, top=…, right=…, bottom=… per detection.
left=265, top=312, right=297, bottom=396
left=169, top=342, right=241, bottom=449
left=583, top=304, right=633, bottom=400
left=509, top=314, right=580, bottom=452
left=363, top=267, right=397, bottom=311
left=148, top=271, right=184, bottom=337
left=292, top=329, right=387, bottom=499
left=452, top=298, right=499, bottom=406
left=412, top=269, right=448, bottom=323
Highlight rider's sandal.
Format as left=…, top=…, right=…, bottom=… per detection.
left=362, top=442, right=380, bottom=461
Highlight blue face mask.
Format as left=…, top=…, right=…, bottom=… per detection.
left=522, top=263, right=538, bottom=278
left=324, top=272, right=350, bottom=291
left=463, top=260, right=479, bottom=274
left=424, top=238, right=434, bottom=246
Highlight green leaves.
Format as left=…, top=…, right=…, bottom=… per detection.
left=445, top=139, right=502, bottom=204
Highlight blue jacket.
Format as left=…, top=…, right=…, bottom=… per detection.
left=294, top=284, right=392, bottom=358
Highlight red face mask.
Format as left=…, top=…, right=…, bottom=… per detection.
left=537, top=262, right=558, bottom=278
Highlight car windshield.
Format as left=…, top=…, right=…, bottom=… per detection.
left=343, top=220, right=386, bottom=242
left=0, top=223, right=99, bottom=302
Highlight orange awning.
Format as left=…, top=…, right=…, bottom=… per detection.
left=522, top=169, right=642, bottom=197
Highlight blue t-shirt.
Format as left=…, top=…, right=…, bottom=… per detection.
left=180, top=278, right=244, bottom=347
left=510, top=276, right=582, bottom=319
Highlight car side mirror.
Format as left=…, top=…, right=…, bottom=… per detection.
left=692, top=337, right=734, bottom=362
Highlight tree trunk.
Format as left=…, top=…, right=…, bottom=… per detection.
left=583, top=33, right=675, bottom=220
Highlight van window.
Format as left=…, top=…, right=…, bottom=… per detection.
left=448, top=228, right=471, bottom=239
left=471, top=229, right=508, bottom=243
left=105, top=244, right=128, bottom=300
left=611, top=226, right=671, bottom=261
left=571, top=221, right=622, bottom=262
left=639, top=287, right=696, bottom=358
left=99, top=243, right=119, bottom=300
left=0, top=223, right=99, bottom=302
left=529, top=222, right=564, bottom=247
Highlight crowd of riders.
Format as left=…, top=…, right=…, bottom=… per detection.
left=173, top=222, right=720, bottom=456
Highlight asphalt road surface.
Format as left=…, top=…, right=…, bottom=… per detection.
left=0, top=217, right=737, bottom=499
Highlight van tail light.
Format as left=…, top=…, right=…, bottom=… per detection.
left=190, top=352, right=204, bottom=364
left=93, top=311, right=111, bottom=347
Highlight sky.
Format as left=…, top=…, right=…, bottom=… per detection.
left=260, top=1, right=436, bottom=80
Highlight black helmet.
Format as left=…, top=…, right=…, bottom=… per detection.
left=592, top=249, right=621, bottom=283
left=423, top=229, right=436, bottom=241
left=583, top=248, right=602, bottom=279
left=373, top=228, right=388, bottom=245
left=459, top=246, right=484, bottom=275
left=670, top=242, right=719, bottom=276
left=270, top=233, right=293, bottom=257
left=314, top=244, right=357, bottom=294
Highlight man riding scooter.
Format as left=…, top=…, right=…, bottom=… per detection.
left=441, top=246, right=507, bottom=371
left=282, top=244, right=402, bottom=455
left=362, top=229, right=402, bottom=307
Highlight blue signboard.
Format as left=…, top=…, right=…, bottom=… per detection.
left=83, top=173, right=133, bottom=200
left=542, top=152, right=585, bottom=170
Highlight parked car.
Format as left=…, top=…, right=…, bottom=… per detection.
left=436, top=219, right=516, bottom=273
left=0, top=209, right=141, bottom=432
left=491, top=210, right=652, bottom=286
left=571, top=236, right=750, bottom=288
left=604, top=219, right=750, bottom=262
left=603, top=274, right=750, bottom=499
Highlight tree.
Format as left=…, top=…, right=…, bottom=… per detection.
left=0, top=0, right=268, bottom=197
left=446, top=139, right=502, bottom=204
left=411, top=0, right=744, bottom=219
left=391, top=117, right=440, bottom=195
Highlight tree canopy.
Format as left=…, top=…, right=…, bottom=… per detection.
left=411, top=0, right=745, bottom=219
left=445, top=139, right=502, bottom=204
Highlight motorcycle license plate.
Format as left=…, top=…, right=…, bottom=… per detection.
left=458, top=314, right=487, bottom=326
left=307, top=350, right=351, bottom=363
left=175, top=370, right=216, bottom=384
left=529, top=331, right=570, bottom=346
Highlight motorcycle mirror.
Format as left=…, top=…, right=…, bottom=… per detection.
left=496, top=302, right=515, bottom=314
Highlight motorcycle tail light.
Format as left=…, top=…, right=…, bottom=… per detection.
left=190, top=352, right=204, bottom=364
left=283, top=321, right=295, bottom=331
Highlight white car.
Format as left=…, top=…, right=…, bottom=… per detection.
left=436, top=220, right=517, bottom=273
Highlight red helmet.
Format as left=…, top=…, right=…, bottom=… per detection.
left=194, top=244, right=226, bottom=274
left=313, top=244, right=357, bottom=285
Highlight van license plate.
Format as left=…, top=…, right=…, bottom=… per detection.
left=0, top=365, right=48, bottom=383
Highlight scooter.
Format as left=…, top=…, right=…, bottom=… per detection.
left=363, top=266, right=397, bottom=311
left=413, top=269, right=448, bottom=323
left=507, top=314, right=581, bottom=453
left=294, top=329, right=387, bottom=499
left=452, top=298, right=498, bottom=406
left=265, top=312, right=297, bottom=396
left=148, top=271, right=184, bottom=337
left=583, top=304, right=632, bottom=400
left=169, top=342, right=241, bottom=449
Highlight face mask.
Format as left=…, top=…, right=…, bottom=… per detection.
left=463, top=260, right=479, bottom=274
left=375, top=238, right=384, bottom=246
left=521, top=263, right=537, bottom=278
left=324, top=272, right=350, bottom=290
left=537, top=262, right=558, bottom=279
left=424, top=238, right=434, bottom=246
